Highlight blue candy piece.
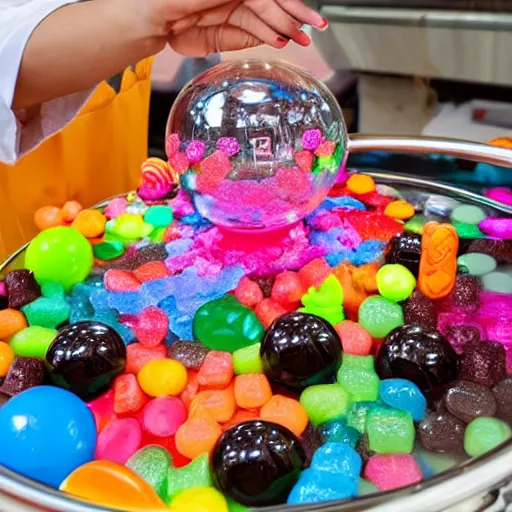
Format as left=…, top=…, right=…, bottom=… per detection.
left=318, top=419, right=360, bottom=448
left=326, top=240, right=386, bottom=268
left=322, top=196, right=366, bottom=211
left=287, top=469, right=358, bottom=505
left=0, top=386, right=96, bottom=488
left=310, top=443, right=362, bottom=479
left=379, top=378, right=427, bottom=421
left=165, top=238, right=194, bottom=257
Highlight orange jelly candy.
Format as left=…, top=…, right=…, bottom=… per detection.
left=418, top=221, right=459, bottom=300
left=60, top=460, right=167, bottom=510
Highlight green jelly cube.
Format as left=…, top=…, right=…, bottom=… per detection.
left=233, top=343, right=263, bottom=375
left=300, top=384, right=351, bottom=426
left=367, top=406, right=415, bottom=454
left=22, top=296, right=70, bottom=329
left=9, top=326, right=57, bottom=359
left=93, top=241, right=125, bottom=261
left=126, top=446, right=171, bottom=500
left=464, top=417, right=512, bottom=458
left=166, top=453, right=213, bottom=504
left=346, top=402, right=377, bottom=434
left=337, top=354, right=380, bottom=402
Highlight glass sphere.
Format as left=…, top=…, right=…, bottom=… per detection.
left=166, top=60, right=347, bottom=231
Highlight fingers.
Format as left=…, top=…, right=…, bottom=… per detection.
left=276, top=0, right=328, bottom=30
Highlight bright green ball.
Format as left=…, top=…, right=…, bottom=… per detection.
left=25, top=227, right=93, bottom=292
left=376, top=264, right=416, bottom=302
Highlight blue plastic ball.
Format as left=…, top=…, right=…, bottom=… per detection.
left=0, top=386, right=97, bottom=488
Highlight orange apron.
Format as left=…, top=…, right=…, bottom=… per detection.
left=0, top=58, right=153, bottom=261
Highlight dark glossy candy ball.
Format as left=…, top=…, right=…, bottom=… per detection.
left=376, top=324, right=458, bottom=401
left=45, top=321, right=126, bottom=401
left=260, top=312, right=342, bottom=389
left=212, top=420, right=307, bottom=506
left=386, top=233, right=422, bottom=277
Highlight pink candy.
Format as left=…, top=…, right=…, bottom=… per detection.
left=294, top=150, right=314, bottom=172
left=364, top=454, right=422, bottom=491
left=479, top=218, right=512, bottom=240
left=104, top=197, right=127, bottom=220
left=141, top=397, right=187, bottom=437
left=134, top=306, right=169, bottom=347
left=95, top=417, right=142, bottom=464
left=301, top=129, right=323, bottom=151
left=186, top=140, right=206, bottom=164
left=216, top=137, right=241, bottom=157
left=485, top=187, right=512, bottom=206
left=314, top=140, right=336, bottom=157
left=170, top=152, right=190, bottom=175
left=197, top=150, right=232, bottom=193
left=104, top=269, right=141, bottom=292
left=165, top=133, right=180, bottom=158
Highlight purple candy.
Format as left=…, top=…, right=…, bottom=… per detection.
left=479, top=218, right=512, bottom=240
left=301, top=129, right=323, bottom=151
left=216, top=137, right=240, bottom=157
left=485, top=187, right=512, bottom=206
left=186, top=140, right=206, bottom=164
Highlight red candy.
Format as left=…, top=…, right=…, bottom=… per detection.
left=271, top=271, right=305, bottom=306
left=255, top=298, right=287, bottom=328
left=113, top=374, right=148, bottom=415
left=314, top=140, right=336, bottom=157
left=87, top=390, right=116, bottom=432
left=141, top=396, right=187, bottom=437
left=275, top=167, right=312, bottom=203
left=197, top=150, right=232, bottom=193
left=95, top=417, right=142, bottom=464
left=170, top=152, right=190, bottom=175
left=125, top=343, right=167, bottom=374
left=133, top=261, right=169, bottom=282
left=298, top=258, right=331, bottom=290
left=340, top=210, right=403, bottom=242
left=234, top=277, right=263, bottom=308
left=335, top=320, right=372, bottom=356
left=104, top=270, right=141, bottom=292
left=134, top=306, right=169, bottom=347
left=197, top=351, right=233, bottom=390
left=294, top=150, right=314, bottom=172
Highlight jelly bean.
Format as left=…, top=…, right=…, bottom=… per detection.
left=493, top=378, right=512, bottom=423
left=95, top=417, right=142, bottom=464
left=34, top=205, right=64, bottom=231
left=61, top=200, right=83, bottom=222
left=171, top=487, right=229, bottom=512
left=366, top=406, right=415, bottom=454
left=134, top=306, right=168, bottom=347
left=418, top=222, right=458, bottom=299
left=126, top=445, right=171, bottom=500
left=233, top=276, right=263, bottom=308
left=364, top=454, right=422, bottom=491
left=464, top=417, right=512, bottom=457
left=126, top=343, right=167, bottom=374
left=113, top=374, right=148, bottom=415
left=459, top=340, right=506, bottom=388
left=8, top=326, right=56, bottom=359
left=358, top=296, right=404, bottom=339
left=60, top=460, right=167, bottom=510
left=190, top=386, right=236, bottom=423
left=5, top=269, right=41, bottom=309
left=299, top=274, right=345, bottom=325
left=337, top=354, right=380, bottom=402
left=197, top=351, right=233, bottom=389
left=384, top=200, right=415, bottom=220
left=300, top=384, right=351, bottom=426
left=481, top=271, right=512, bottom=293
left=379, top=378, right=426, bottom=421
left=0, top=341, right=14, bottom=377
left=72, top=209, right=107, bottom=238
left=418, top=411, right=465, bottom=453
left=347, top=174, right=376, bottom=195
left=144, top=205, right=174, bottom=228
left=166, top=453, right=213, bottom=503
left=376, top=264, right=416, bottom=302
left=138, top=358, right=188, bottom=397
left=450, top=204, right=487, bottom=225
left=233, top=343, right=263, bottom=375
left=0, top=386, right=96, bottom=488
left=0, top=309, right=28, bottom=338
left=260, top=395, right=308, bottom=437
left=444, top=380, right=496, bottom=423
left=234, top=374, right=272, bottom=410
left=335, top=320, right=372, bottom=356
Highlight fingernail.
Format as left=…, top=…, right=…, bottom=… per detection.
left=316, top=17, right=329, bottom=31
left=295, top=31, right=312, bottom=46
left=276, top=36, right=290, bottom=46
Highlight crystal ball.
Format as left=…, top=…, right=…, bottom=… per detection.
left=166, top=60, right=347, bottom=232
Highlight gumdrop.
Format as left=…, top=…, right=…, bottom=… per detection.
left=459, top=340, right=507, bottom=388
left=0, top=357, right=46, bottom=396
left=5, top=270, right=41, bottom=309
left=403, top=290, right=437, bottom=330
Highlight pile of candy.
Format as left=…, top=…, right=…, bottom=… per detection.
left=0, top=162, right=511, bottom=512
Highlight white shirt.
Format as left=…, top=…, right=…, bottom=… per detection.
left=0, top=0, right=94, bottom=165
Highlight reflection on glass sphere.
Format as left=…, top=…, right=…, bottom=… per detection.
left=166, top=60, right=347, bottom=231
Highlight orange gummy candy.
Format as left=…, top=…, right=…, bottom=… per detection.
left=384, top=200, right=415, bottom=220
left=0, top=309, right=27, bottom=339
left=222, top=408, right=260, bottom=430
left=60, top=460, right=167, bottom=510
left=418, top=221, right=459, bottom=300
left=175, top=408, right=222, bottom=459
left=260, top=394, right=309, bottom=437
left=34, top=206, right=64, bottom=231
left=190, top=385, right=236, bottom=423
left=346, top=174, right=375, bottom=195
left=72, top=209, right=107, bottom=238
left=234, top=374, right=272, bottom=410
left=197, top=351, right=233, bottom=389
left=60, top=200, right=83, bottom=223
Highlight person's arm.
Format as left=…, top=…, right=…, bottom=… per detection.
left=12, top=0, right=165, bottom=109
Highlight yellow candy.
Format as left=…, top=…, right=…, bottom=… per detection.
left=138, top=358, right=188, bottom=397
left=346, top=174, right=375, bottom=195
left=171, top=487, right=228, bottom=512
left=384, top=200, right=415, bottom=220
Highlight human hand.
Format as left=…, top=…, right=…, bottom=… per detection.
left=143, top=0, right=328, bottom=56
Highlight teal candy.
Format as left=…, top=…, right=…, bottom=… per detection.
left=346, top=402, right=378, bottom=434
left=21, top=282, right=70, bottom=329
left=126, top=445, right=171, bottom=500
left=366, top=406, right=415, bottom=454
left=166, top=453, right=213, bottom=504
left=318, top=419, right=360, bottom=447
left=337, top=354, right=379, bottom=403
left=457, top=253, right=497, bottom=277
left=93, top=241, right=125, bottom=261
left=464, top=417, right=512, bottom=458
left=450, top=204, right=487, bottom=225
left=144, top=205, right=174, bottom=228
left=379, top=378, right=426, bottom=421
left=300, top=384, right=351, bottom=426
left=376, top=264, right=416, bottom=303
left=193, top=295, right=264, bottom=352
left=358, top=296, right=404, bottom=339
left=8, top=326, right=57, bottom=359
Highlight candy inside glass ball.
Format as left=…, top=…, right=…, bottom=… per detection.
left=166, top=60, right=347, bottom=232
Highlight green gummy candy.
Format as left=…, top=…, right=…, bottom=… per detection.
left=166, top=453, right=213, bottom=504
left=144, top=205, right=174, bottom=228
left=337, top=354, right=379, bottom=402
left=233, top=343, right=263, bottom=375
left=21, top=294, right=70, bottom=329
left=358, top=478, right=378, bottom=496
left=358, top=296, right=404, bottom=339
left=404, top=215, right=429, bottom=234
left=347, top=402, right=377, bottom=434
left=300, top=383, right=351, bottom=426
left=450, top=204, right=487, bottom=225
left=126, top=446, right=171, bottom=500
left=41, top=282, right=66, bottom=299
left=367, top=406, right=415, bottom=454
left=464, top=417, right=512, bottom=458
left=8, top=326, right=57, bottom=358
left=451, top=221, right=485, bottom=239
left=149, top=227, right=166, bottom=243
left=299, top=274, right=345, bottom=325
left=193, top=295, right=264, bottom=353
left=93, top=241, right=125, bottom=261
left=376, top=264, right=416, bottom=303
